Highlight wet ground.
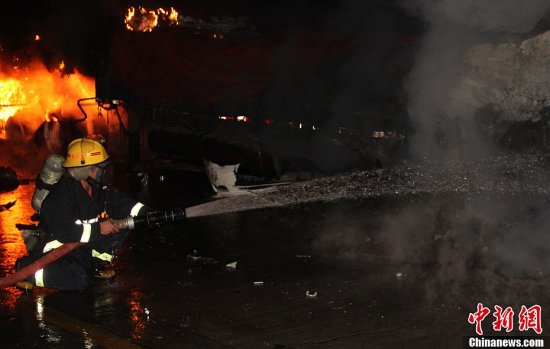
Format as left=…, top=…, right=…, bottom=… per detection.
left=1, top=147, right=550, bottom=348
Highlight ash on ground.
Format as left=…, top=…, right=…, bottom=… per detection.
left=269, top=153, right=550, bottom=204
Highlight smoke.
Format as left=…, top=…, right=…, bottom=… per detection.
left=311, top=203, right=377, bottom=262
left=390, top=0, right=550, bottom=304
left=403, top=0, right=550, bottom=160
left=312, top=193, right=550, bottom=305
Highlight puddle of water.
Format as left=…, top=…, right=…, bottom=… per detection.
left=0, top=181, right=35, bottom=275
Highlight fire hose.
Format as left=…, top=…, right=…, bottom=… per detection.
left=0, top=208, right=187, bottom=288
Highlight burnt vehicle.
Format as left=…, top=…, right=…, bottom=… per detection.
left=94, top=2, right=415, bottom=193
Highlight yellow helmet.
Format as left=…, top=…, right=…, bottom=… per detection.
left=63, top=138, right=110, bottom=168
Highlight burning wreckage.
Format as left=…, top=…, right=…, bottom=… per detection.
left=94, top=6, right=409, bottom=194
left=0, top=4, right=409, bottom=199
left=2, top=4, right=550, bottom=195
left=96, top=6, right=550, bottom=194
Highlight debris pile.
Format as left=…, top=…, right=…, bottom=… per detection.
left=269, top=153, right=550, bottom=204
left=186, top=153, right=550, bottom=217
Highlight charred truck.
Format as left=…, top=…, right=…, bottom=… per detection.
left=93, top=4, right=413, bottom=193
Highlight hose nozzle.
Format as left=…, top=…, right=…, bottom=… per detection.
left=113, top=207, right=186, bottom=230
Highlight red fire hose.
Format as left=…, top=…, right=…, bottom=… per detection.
left=0, top=242, right=81, bottom=288
left=0, top=207, right=189, bottom=288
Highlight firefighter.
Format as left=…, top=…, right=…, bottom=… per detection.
left=15, top=138, right=147, bottom=290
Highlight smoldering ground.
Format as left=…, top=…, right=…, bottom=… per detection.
left=311, top=0, right=550, bottom=306
left=301, top=153, right=550, bottom=306
left=376, top=193, right=550, bottom=305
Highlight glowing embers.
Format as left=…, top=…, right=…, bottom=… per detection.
left=0, top=60, right=94, bottom=140
left=218, top=115, right=250, bottom=122
left=125, top=6, right=179, bottom=32
left=123, top=6, right=256, bottom=37
left=218, top=115, right=326, bottom=131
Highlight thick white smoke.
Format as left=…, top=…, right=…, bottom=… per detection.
left=404, top=0, right=550, bottom=159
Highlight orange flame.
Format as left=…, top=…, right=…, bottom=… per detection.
left=167, top=7, right=179, bottom=24
left=125, top=6, right=180, bottom=32
left=0, top=79, right=25, bottom=124
left=0, top=60, right=94, bottom=138
left=125, top=6, right=159, bottom=32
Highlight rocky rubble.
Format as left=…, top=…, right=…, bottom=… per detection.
left=266, top=153, right=550, bottom=205
left=451, top=30, right=550, bottom=122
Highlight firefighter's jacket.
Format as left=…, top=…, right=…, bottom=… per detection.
left=34, top=174, right=145, bottom=272
left=39, top=175, right=144, bottom=246
left=20, top=175, right=145, bottom=289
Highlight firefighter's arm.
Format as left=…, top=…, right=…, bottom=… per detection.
left=107, top=189, right=148, bottom=218
left=41, top=196, right=103, bottom=243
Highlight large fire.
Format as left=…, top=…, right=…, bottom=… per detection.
left=0, top=60, right=95, bottom=139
